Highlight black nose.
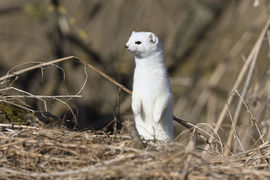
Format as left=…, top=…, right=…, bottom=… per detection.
left=125, top=45, right=128, bottom=49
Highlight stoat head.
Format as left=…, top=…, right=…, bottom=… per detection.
left=125, top=31, right=162, bottom=58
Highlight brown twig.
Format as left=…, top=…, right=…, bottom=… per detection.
left=74, top=57, right=133, bottom=95
left=0, top=56, right=74, bottom=82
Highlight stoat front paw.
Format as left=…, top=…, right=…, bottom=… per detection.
left=132, top=101, right=141, bottom=116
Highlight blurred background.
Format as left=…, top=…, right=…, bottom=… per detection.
left=0, top=0, right=270, bottom=150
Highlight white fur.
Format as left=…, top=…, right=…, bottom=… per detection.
left=125, top=31, right=173, bottom=141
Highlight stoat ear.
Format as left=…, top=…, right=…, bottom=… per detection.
left=132, top=31, right=136, bottom=35
left=149, top=33, right=157, bottom=44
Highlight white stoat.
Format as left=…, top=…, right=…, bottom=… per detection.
left=125, top=31, right=173, bottom=141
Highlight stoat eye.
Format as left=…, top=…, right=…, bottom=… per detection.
left=135, top=41, right=141, bottom=45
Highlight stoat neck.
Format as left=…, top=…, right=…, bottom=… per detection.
left=134, top=51, right=165, bottom=68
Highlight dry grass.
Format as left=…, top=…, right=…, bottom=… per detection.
left=0, top=8, right=270, bottom=180
left=0, top=125, right=269, bottom=179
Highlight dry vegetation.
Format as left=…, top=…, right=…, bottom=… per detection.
left=0, top=0, right=270, bottom=179
left=0, top=126, right=269, bottom=179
